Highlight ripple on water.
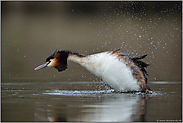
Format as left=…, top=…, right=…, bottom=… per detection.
left=43, top=89, right=115, bottom=97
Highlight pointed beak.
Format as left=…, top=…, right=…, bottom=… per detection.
left=34, top=63, right=48, bottom=70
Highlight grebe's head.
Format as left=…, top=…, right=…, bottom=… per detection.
left=34, top=50, right=69, bottom=72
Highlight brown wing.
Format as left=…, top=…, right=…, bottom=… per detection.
left=108, top=50, right=150, bottom=92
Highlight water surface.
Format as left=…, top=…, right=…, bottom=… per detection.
left=1, top=81, right=182, bottom=122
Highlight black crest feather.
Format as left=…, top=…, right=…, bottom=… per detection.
left=46, top=49, right=58, bottom=62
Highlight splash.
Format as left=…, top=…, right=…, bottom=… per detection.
left=43, top=89, right=114, bottom=97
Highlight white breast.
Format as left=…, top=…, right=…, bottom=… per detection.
left=68, top=52, right=140, bottom=92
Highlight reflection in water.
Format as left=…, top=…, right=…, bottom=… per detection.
left=35, top=90, right=149, bottom=122
left=2, top=81, right=181, bottom=121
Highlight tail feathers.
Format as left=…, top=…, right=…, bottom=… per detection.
left=131, top=54, right=150, bottom=83
left=132, top=54, right=148, bottom=60
left=131, top=54, right=149, bottom=68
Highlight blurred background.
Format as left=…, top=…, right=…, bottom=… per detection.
left=2, top=1, right=182, bottom=83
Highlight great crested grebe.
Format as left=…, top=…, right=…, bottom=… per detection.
left=34, top=49, right=153, bottom=94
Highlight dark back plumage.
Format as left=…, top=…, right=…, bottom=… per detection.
left=130, top=54, right=150, bottom=83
